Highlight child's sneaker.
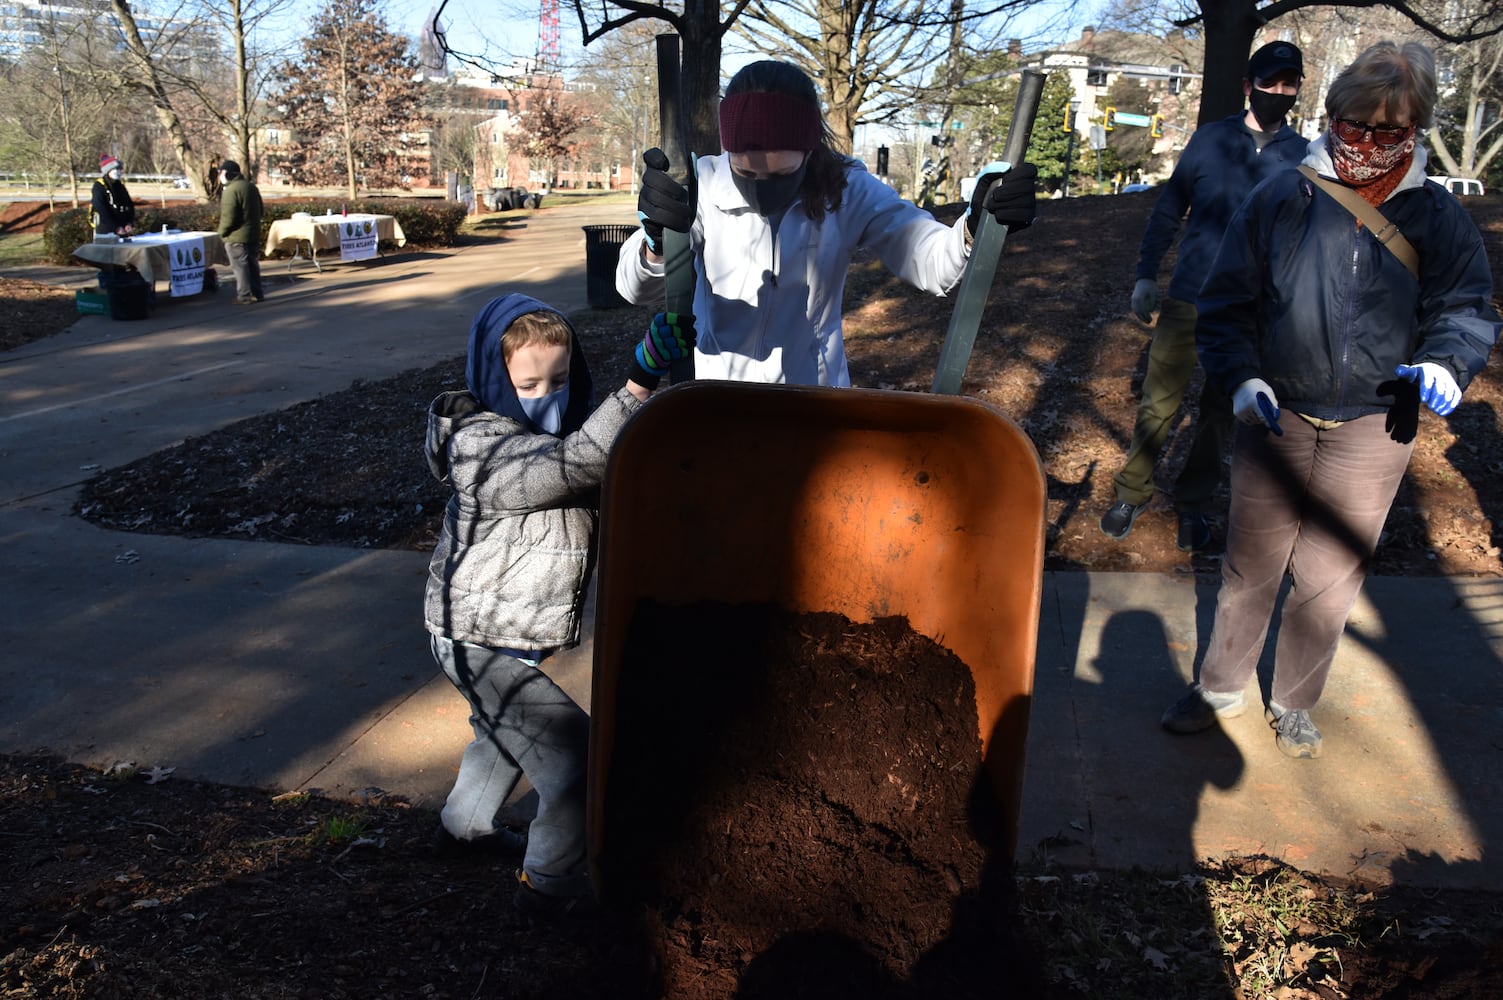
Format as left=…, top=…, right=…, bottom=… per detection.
left=513, top=870, right=595, bottom=918
left=432, top=821, right=526, bottom=859
left=1161, top=683, right=1245, bottom=733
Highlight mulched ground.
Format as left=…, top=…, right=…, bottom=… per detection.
left=5, top=193, right=1503, bottom=997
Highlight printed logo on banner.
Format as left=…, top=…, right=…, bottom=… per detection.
left=339, top=218, right=377, bottom=261
left=167, top=236, right=206, bottom=297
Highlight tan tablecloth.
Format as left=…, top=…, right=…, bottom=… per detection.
left=72, top=232, right=229, bottom=286
left=263, top=214, right=406, bottom=257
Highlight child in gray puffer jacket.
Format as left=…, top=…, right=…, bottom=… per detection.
left=424, top=292, right=693, bottom=915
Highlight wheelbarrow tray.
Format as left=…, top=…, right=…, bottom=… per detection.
left=588, top=382, right=1046, bottom=897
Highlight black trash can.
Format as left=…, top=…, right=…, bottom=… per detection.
left=582, top=224, right=636, bottom=309
left=97, top=269, right=153, bottom=320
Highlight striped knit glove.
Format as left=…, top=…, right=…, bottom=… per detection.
left=629, top=312, right=695, bottom=389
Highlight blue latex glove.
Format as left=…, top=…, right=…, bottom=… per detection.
left=967, top=161, right=1038, bottom=235
left=629, top=312, right=696, bottom=389
left=637, top=148, right=692, bottom=255
left=1395, top=362, right=1461, bottom=416
left=1232, top=378, right=1281, bottom=431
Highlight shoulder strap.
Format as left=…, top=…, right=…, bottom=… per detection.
left=1297, top=165, right=1419, bottom=279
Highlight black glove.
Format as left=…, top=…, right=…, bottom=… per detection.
left=966, top=162, right=1038, bottom=236
left=638, top=148, right=693, bottom=255
left=629, top=312, right=696, bottom=389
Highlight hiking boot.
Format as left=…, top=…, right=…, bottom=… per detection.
left=1100, top=500, right=1149, bottom=540
left=1266, top=703, right=1323, bottom=759
left=1161, top=683, right=1245, bottom=734
left=432, top=821, right=526, bottom=859
left=513, top=870, right=596, bottom=918
left=1176, top=511, right=1213, bottom=552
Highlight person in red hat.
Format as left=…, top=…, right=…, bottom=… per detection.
left=616, top=58, right=1038, bottom=386
left=91, top=154, right=136, bottom=239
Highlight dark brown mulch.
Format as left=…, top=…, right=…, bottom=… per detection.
left=46, top=193, right=1503, bottom=582
left=602, top=604, right=1036, bottom=999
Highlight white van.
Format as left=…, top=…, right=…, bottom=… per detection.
left=1430, top=176, right=1485, bottom=197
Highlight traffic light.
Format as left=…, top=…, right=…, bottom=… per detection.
left=876, top=145, right=889, bottom=176
left=1150, top=115, right=1164, bottom=139
left=1104, top=106, right=1116, bottom=131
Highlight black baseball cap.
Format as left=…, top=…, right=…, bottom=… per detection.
left=1247, top=41, right=1303, bottom=82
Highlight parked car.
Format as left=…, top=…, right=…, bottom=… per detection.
left=1120, top=182, right=1155, bottom=194
left=171, top=176, right=192, bottom=189
left=1430, top=175, right=1485, bottom=197
left=484, top=186, right=542, bottom=211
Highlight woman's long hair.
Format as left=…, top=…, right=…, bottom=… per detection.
left=724, top=60, right=850, bottom=224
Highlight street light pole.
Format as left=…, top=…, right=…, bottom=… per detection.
left=1062, top=99, right=1080, bottom=197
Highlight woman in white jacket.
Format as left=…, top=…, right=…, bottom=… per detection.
left=616, top=59, right=1037, bottom=386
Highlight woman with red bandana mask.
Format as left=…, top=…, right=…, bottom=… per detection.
left=1161, top=41, right=1499, bottom=760
left=616, top=58, right=1038, bottom=385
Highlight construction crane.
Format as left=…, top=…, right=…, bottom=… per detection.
left=537, top=0, right=560, bottom=75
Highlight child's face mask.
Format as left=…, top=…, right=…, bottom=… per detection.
left=518, top=386, right=569, bottom=435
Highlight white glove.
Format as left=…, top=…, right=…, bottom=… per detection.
left=1130, top=279, right=1158, bottom=323
left=1395, top=362, right=1461, bottom=416
left=1232, top=378, right=1281, bottom=431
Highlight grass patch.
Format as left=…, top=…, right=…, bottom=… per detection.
left=0, top=232, right=45, bottom=266
left=308, top=812, right=370, bottom=845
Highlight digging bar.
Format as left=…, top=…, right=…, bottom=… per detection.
left=931, top=69, right=1047, bottom=396
left=656, top=33, right=697, bottom=384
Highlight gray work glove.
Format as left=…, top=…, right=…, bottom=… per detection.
left=1130, top=278, right=1158, bottom=323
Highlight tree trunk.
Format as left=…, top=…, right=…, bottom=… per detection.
left=1196, top=1, right=1262, bottom=124
left=232, top=0, right=254, bottom=173
left=678, top=0, right=726, bottom=155
left=109, top=0, right=214, bottom=200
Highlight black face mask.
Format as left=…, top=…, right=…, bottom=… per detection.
left=1247, top=89, right=1297, bottom=130
left=731, top=157, right=808, bottom=216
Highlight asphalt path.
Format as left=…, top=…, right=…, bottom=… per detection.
left=2, top=197, right=637, bottom=505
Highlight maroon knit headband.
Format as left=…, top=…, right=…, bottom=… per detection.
left=719, top=92, right=823, bottom=152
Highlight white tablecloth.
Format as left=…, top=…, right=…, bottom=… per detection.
left=263, top=214, right=407, bottom=257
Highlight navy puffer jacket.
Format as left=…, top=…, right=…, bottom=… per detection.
left=1197, top=139, right=1499, bottom=422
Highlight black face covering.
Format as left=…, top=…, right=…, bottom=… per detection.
left=731, top=157, right=808, bottom=216
left=1247, top=89, right=1297, bottom=130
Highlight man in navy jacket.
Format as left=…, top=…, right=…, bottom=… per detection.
left=1100, top=41, right=1307, bottom=552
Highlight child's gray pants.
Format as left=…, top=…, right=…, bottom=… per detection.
left=432, top=635, right=590, bottom=897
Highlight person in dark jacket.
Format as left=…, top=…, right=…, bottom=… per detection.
left=216, top=160, right=264, bottom=304
left=424, top=293, right=692, bottom=915
left=1101, top=42, right=1308, bottom=552
left=1161, top=41, right=1500, bottom=758
left=90, top=154, right=135, bottom=239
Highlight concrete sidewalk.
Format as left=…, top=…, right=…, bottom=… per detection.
left=3, top=200, right=1500, bottom=893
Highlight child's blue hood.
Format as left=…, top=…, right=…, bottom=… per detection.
left=465, top=293, right=593, bottom=435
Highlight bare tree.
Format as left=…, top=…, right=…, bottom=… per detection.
left=108, top=0, right=222, bottom=200
left=572, top=21, right=661, bottom=185
left=1173, top=0, right=1503, bottom=124
left=0, top=5, right=113, bottom=205
left=1429, top=29, right=1503, bottom=181
left=735, top=0, right=1045, bottom=152
left=566, top=0, right=758, bottom=156
left=180, top=0, right=299, bottom=185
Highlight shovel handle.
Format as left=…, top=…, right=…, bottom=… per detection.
left=931, top=70, right=1047, bottom=396
left=656, top=33, right=696, bottom=383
